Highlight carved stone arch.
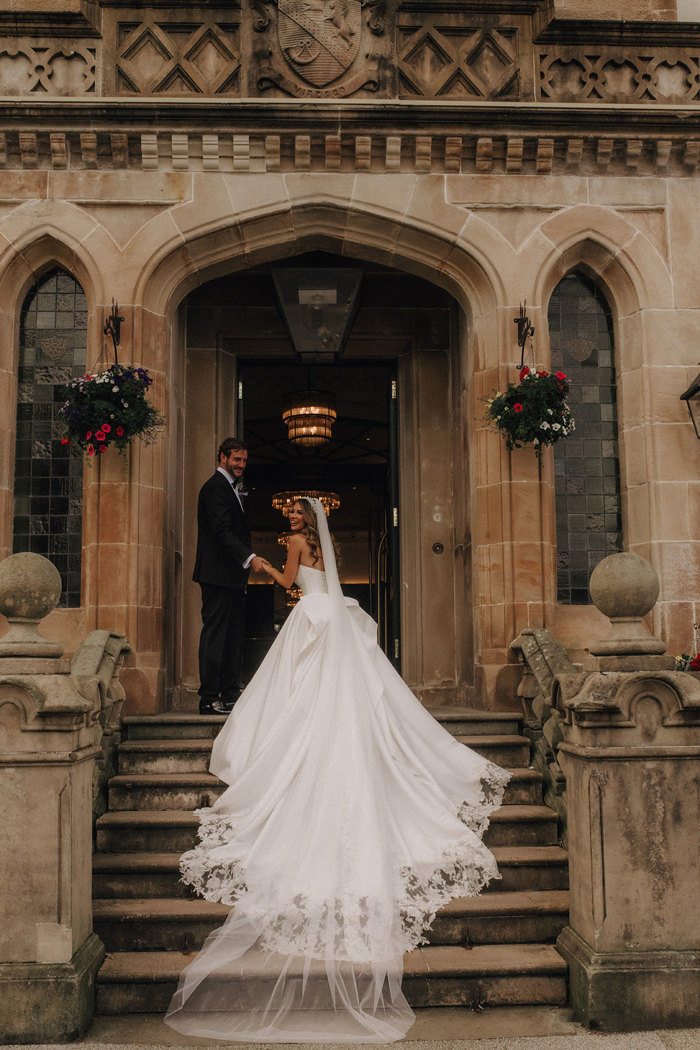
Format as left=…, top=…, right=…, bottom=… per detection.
left=136, top=197, right=501, bottom=331
left=535, top=206, right=674, bottom=319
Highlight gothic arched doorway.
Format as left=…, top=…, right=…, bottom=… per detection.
left=172, top=252, right=473, bottom=709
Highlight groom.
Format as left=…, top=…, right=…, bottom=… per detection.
left=194, top=437, right=266, bottom=715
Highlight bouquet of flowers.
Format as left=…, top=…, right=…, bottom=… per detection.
left=485, top=366, right=574, bottom=459
left=59, top=364, right=164, bottom=458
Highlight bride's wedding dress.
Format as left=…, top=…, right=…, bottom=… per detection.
left=165, top=501, right=510, bottom=1043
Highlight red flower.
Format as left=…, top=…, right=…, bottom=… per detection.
left=88, top=444, right=95, bottom=456
left=61, top=437, right=69, bottom=445
left=690, top=654, right=700, bottom=672
left=514, top=403, right=523, bottom=413
left=86, top=430, right=92, bottom=440
left=96, top=431, right=106, bottom=442
left=519, top=366, right=530, bottom=381
left=537, top=370, right=548, bottom=378
left=556, top=371, right=566, bottom=380
left=101, top=423, right=111, bottom=433
left=116, top=426, right=125, bottom=437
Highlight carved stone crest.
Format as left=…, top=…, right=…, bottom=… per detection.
left=278, top=0, right=361, bottom=87
left=254, top=0, right=386, bottom=97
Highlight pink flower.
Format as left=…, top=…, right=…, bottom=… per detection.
left=514, top=403, right=523, bottom=413
left=88, top=444, right=95, bottom=456
left=116, top=426, right=125, bottom=437
left=61, top=437, right=69, bottom=445
left=96, top=431, right=106, bottom=442
left=556, top=371, right=566, bottom=380
left=86, top=430, right=92, bottom=440
left=101, top=423, right=111, bottom=433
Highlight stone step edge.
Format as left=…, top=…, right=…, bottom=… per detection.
left=117, top=734, right=530, bottom=754
left=97, top=943, right=567, bottom=982
left=121, top=708, right=522, bottom=726
left=93, top=844, right=569, bottom=874
left=96, top=804, right=556, bottom=828
left=108, top=767, right=542, bottom=787
left=93, top=890, right=569, bottom=922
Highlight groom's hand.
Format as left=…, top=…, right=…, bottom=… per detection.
left=250, top=556, right=268, bottom=574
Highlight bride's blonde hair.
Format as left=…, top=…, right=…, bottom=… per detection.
left=294, top=498, right=340, bottom=568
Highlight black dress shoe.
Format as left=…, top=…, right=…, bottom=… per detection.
left=199, top=699, right=228, bottom=715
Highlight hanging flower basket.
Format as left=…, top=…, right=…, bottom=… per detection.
left=59, top=363, right=164, bottom=458
left=485, top=366, right=575, bottom=460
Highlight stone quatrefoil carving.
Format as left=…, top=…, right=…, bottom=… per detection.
left=540, top=50, right=700, bottom=104
left=0, top=44, right=95, bottom=95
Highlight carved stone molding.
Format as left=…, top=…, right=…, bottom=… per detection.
left=0, top=42, right=95, bottom=95
left=108, top=13, right=241, bottom=95
left=397, top=21, right=521, bottom=100
left=0, top=128, right=698, bottom=176
left=539, top=49, right=700, bottom=104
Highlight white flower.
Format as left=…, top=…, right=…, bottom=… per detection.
left=552, top=423, right=561, bottom=432
left=540, top=421, right=550, bottom=430
left=113, top=385, right=120, bottom=392
left=547, top=408, right=553, bottom=415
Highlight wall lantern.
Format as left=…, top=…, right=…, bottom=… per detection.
left=680, top=371, right=700, bottom=439
left=282, top=389, right=337, bottom=446
left=271, top=267, right=363, bottom=361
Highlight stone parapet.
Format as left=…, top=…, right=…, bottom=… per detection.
left=0, top=554, right=127, bottom=1042
left=551, top=552, right=700, bottom=1030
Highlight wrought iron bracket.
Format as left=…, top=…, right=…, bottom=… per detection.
left=515, top=301, right=535, bottom=369
left=104, top=299, right=124, bottom=365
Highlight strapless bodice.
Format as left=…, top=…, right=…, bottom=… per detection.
left=294, top=564, right=328, bottom=595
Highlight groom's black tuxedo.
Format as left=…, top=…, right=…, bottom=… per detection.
left=194, top=469, right=253, bottom=708
left=193, top=470, right=252, bottom=589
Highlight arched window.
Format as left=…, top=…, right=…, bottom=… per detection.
left=13, top=268, right=87, bottom=608
left=548, top=272, right=623, bottom=605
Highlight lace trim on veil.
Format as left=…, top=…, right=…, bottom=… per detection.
left=179, top=763, right=510, bottom=960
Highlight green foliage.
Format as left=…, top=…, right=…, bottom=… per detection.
left=485, top=366, right=574, bottom=460
left=59, top=364, right=164, bottom=458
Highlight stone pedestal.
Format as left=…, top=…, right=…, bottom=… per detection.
left=553, top=553, right=700, bottom=1030
left=0, top=554, right=105, bottom=1042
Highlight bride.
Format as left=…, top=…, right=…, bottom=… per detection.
left=165, top=497, right=510, bottom=1043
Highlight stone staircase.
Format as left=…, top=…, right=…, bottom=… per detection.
left=93, top=708, right=569, bottom=1014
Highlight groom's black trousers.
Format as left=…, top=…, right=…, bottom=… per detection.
left=198, top=583, right=246, bottom=703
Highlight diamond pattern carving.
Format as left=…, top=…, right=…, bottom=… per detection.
left=116, top=17, right=240, bottom=95
left=398, top=22, right=519, bottom=100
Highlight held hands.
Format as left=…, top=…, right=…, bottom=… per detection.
left=250, top=556, right=268, bottom=574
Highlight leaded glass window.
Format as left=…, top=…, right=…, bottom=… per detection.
left=13, top=268, right=87, bottom=608
left=548, top=272, right=623, bottom=605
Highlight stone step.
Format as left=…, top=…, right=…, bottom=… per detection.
left=454, top=735, right=531, bottom=768
left=96, top=943, right=568, bottom=1014
left=433, top=707, right=522, bottom=736
left=93, top=845, right=569, bottom=900
left=93, top=891, right=569, bottom=953
left=95, top=805, right=559, bottom=855
left=107, top=766, right=542, bottom=811
left=120, top=708, right=522, bottom=743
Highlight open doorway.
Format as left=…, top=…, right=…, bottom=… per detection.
left=238, top=359, right=399, bottom=679
left=176, top=251, right=470, bottom=709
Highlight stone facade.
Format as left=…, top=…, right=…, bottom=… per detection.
left=0, top=0, right=698, bottom=711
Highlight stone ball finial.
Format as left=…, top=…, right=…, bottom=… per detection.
left=589, top=552, right=665, bottom=656
left=0, top=552, right=63, bottom=657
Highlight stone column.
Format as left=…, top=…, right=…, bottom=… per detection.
left=554, top=553, right=700, bottom=1030
left=0, top=553, right=104, bottom=1042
